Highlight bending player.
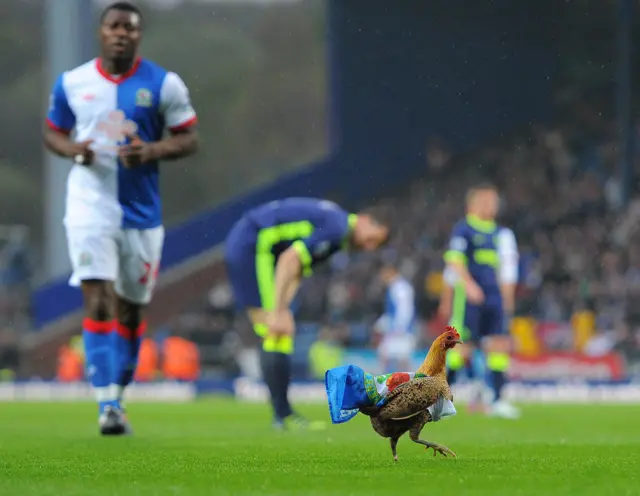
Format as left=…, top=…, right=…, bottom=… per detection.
left=224, top=198, right=393, bottom=429
left=440, top=183, right=520, bottom=419
left=43, top=2, right=198, bottom=435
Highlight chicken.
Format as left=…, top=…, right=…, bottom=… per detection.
left=360, top=326, right=462, bottom=462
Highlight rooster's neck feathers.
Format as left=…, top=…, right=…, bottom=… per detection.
left=415, top=339, right=447, bottom=377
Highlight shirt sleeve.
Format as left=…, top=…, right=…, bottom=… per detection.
left=498, top=228, right=519, bottom=284
left=291, top=208, right=350, bottom=276
left=46, top=74, right=75, bottom=134
left=443, top=223, right=469, bottom=265
left=159, top=72, right=197, bottom=132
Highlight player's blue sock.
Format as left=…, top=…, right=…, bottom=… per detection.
left=82, top=318, right=118, bottom=414
left=112, top=322, right=145, bottom=404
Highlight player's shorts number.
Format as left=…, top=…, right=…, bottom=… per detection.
left=139, top=262, right=160, bottom=285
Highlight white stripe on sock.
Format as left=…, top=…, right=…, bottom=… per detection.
left=94, top=386, right=116, bottom=403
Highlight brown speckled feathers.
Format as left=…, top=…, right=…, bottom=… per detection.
left=359, top=327, right=461, bottom=461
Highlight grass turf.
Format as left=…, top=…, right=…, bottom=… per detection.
left=0, top=399, right=638, bottom=495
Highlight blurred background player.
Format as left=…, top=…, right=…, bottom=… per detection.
left=43, top=1, right=198, bottom=435
left=441, top=225, right=519, bottom=414
left=441, top=183, right=520, bottom=419
left=224, top=197, right=393, bottom=429
left=374, top=261, right=417, bottom=372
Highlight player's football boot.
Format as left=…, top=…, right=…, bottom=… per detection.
left=272, top=418, right=286, bottom=431
left=99, top=405, right=127, bottom=435
left=120, top=406, right=134, bottom=435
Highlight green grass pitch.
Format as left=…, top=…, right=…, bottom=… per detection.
left=0, top=399, right=638, bottom=495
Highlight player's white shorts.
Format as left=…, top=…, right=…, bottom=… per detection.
left=66, top=226, right=164, bottom=305
left=378, top=332, right=416, bottom=361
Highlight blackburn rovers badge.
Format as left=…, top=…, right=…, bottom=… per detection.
left=135, top=88, right=152, bottom=107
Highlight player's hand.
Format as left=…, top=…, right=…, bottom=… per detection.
left=466, top=280, right=485, bottom=304
left=118, top=133, right=157, bottom=168
left=69, top=139, right=95, bottom=166
left=266, top=309, right=295, bottom=337
left=437, top=301, right=451, bottom=320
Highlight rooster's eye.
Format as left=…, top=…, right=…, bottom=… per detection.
left=447, top=336, right=452, bottom=340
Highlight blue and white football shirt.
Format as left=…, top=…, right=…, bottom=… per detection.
left=46, top=58, right=197, bottom=231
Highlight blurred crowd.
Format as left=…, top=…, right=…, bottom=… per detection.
left=0, top=227, right=30, bottom=376
left=0, top=227, right=31, bottom=329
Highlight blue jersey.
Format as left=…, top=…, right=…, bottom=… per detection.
left=242, top=198, right=356, bottom=275
left=444, top=215, right=502, bottom=302
left=46, top=58, right=197, bottom=230
left=383, top=277, right=416, bottom=334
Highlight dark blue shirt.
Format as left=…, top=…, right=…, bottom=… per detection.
left=444, top=215, right=501, bottom=301
left=243, top=198, right=356, bottom=275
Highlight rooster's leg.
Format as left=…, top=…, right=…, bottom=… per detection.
left=409, top=425, right=456, bottom=459
left=390, top=438, right=399, bottom=462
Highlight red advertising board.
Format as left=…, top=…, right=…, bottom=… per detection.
left=509, top=353, right=626, bottom=381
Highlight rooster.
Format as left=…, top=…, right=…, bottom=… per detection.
left=360, top=326, right=462, bottom=461
left=324, top=326, right=462, bottom=461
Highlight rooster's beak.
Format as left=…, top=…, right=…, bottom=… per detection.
left=454, top=339, right=463, bottom=344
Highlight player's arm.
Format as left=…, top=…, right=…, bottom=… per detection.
left=438, top=268, right=455, bottom=320
left=443, top=231, right=474, bottom=288
left=273, top=212, right=347, bottom=311
left=272, top=232, right=327, bottom=312
left=150, top=125, right=198, bottom=160
left=43, top=126, right=74, bottom=157
left=439, top=284, right=453, bottom=319
left=43, top=74, right=91, bottom=161
left=446, top=259, right=479, bottom=302
left=272, top=248, right=303, bottom=312
left=153, top=72, right=199, bottom=160
left=443, top=228, right=484, bottom=303
left=498, top=228, right=519, bottom=315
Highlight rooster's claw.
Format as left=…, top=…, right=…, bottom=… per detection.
left=424, top=443, right=457, bottom=459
